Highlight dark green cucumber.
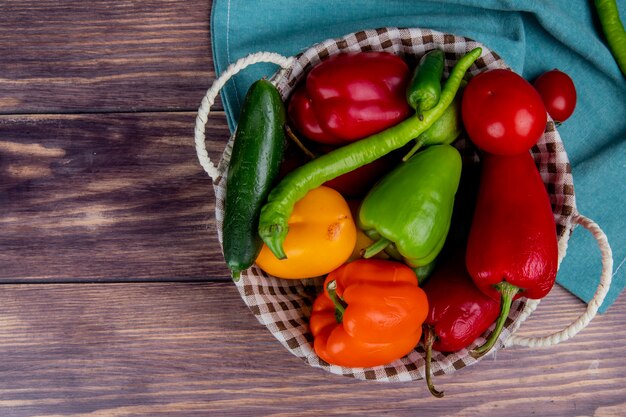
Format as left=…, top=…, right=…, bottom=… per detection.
left=223, top=79, right=286, bottom=280
left=406, top=49, right=445, bottom=120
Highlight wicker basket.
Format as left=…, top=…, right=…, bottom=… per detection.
left=194, top=27, right=613, bottom=382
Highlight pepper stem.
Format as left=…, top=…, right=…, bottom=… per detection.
left=415, top=105, right=424, bottom=121
left=382, top=243, right=403, bottom=261
left=285, top=124, right=317, bottom=160
left=327, top=280, right=347, bottom=323
left=402, top=138, right=425, bottom=162
left=470, top=281, right=520, bottom=359
left=363, top=237, right=391, bottom=259
left=424, top=325, right=444, bottom=398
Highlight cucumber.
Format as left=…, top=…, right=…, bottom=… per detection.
left=223, top=79, right=286, bottom=280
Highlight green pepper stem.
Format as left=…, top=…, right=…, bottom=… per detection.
left=416, top=105, right=424, bottom=121
left=424, top=325, right=444, bottom=398
left=327, top=280, right=346, bottom=323
left=470, top=281, right=520, bottom=359
left=383, top=243, right=403, bottom=260
left=363, top=237, right=391, bottom=259
left=402, top=138, right=425, bottom=162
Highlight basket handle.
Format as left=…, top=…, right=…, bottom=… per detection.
left=194, top=52, right=293, bottom=181
left=505, top=213, right=613, bottom=348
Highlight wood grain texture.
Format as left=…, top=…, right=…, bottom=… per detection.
left=1, top=0, right=625, bottom=415
left=0, top=113, right=230, bottom=281
left=0, top=282, right=623, bottom=417
left=0, top=0, right=215, bottom=114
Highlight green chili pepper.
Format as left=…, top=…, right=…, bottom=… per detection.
left=258, top=48, right=482, bottom=259
left=359, top=145, right=462, bottom=268
left=402, top=89, right=462, bottom=162
left=595, top=0, right=626, bottom=77
left=406, top=49, right=445, bottom=120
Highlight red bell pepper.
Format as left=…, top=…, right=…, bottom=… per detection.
left=288, top=51, right=412, bottom=145
left=466, top=151, right=558, bottom=358
left=422, top=250, right=500, bottom=397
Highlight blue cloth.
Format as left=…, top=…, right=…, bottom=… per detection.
left=210, top=0, right=626, bottom=312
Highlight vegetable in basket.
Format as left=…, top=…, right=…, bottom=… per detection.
left=282, top=131, right=402, bottom=198
left=461, top=68, right=547, bottom=155
left=287, top=51, right=412, bottom=145
left=406, top=48, right=445, bottom=120
left=255, top=186, right=356, bottom=279
left=259, top=47, right=483, bottom=260
left=401, top=88, right=463, bottom=162
left=466, top=151, right=558, bottom=358
left=358, top=145, right=462, bottom=268
left=310, top=259, right=428, bottom=368
left=222, top=79, right=286, bottom=280
left=421, top=249, right=500, bottom=397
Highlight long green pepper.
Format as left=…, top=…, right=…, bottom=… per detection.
left=595, top=0, right=626, bottom=77
left=258, top=47, right=483, bottom=259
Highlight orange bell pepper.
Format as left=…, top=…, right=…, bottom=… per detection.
left=255, top=186, right=356, bottom=279
left=310, top=259, right=428, bottom=368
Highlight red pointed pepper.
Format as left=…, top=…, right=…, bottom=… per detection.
left=422, top=250, right=500, bottom=397
left=465, top=151, right=558, bottom=358
left=288, top=51, right=412, bottom=145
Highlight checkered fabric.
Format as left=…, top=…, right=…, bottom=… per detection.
left=212, top=27, right=577, bottom=382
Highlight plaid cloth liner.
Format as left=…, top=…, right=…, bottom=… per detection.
left=212, top=27, right=576, bottom=382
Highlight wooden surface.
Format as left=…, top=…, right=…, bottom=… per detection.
left=0, top=1, right=624, bottom=416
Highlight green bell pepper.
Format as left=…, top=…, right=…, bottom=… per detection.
left=358, top=144, right=462, bottom=268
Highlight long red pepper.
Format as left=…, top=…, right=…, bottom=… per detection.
left=465, top=151, right=558, bottom=358
left=422, top=250, right=500, bottom=397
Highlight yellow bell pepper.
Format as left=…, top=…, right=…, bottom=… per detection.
left=255, top=186, right=356, bottom=279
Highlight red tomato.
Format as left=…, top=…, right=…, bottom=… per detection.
left=461, top=69, right=547, bottom=155
left=533, top=69, right=577, bottom=123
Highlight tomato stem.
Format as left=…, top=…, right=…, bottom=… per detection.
left=470, top=281, right=520, bottom=358
left=424, top=325, right=444, bottom=398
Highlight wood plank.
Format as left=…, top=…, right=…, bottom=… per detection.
left=0, top=112, right=230, bottom=281
left=0, top=282, right=623, bottom=416
left=0, top=0, right=215, bottom=114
